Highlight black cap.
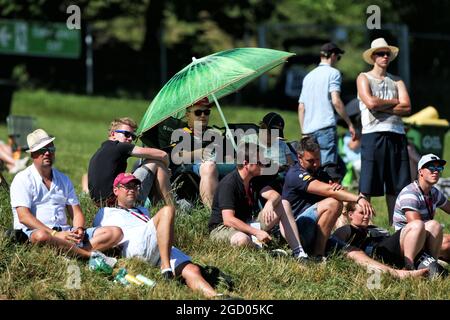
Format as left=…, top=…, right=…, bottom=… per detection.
left=261, top=112, right=285, bottom=138
left=320, top=42, right=345, bottom=55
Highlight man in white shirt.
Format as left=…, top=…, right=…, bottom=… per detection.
left=10, top=129, right=122, bottom=260
left=93, top=172, right=223, bottom=298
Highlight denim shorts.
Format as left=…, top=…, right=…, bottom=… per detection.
left=295, top=203, right=319, bottom=254
left=23, top=226, right=98, bottom=247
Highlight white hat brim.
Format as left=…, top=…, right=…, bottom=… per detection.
left=27, top=137, right=55, bottom=153
left=363, top=45, right=399, bottom=65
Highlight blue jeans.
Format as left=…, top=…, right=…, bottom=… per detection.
left=309, top=126, right=337, bottom=165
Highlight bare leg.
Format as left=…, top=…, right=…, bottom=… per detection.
left=230, top=232, right=253, bottom=247
left=386, top=194, right=397, bottom=226
left=144, top=161, right=174, bottom=205
left=270, top=200, right=302, bottom=251
left=344, top=247, right=427, bottom=279
left=439, top=234, right=450, bottom=261
left=0, top=144, right=16, bottom=169
left=179, top=263, right=217, bottom=298
left=312, top=198, right=342, bottom=256
left=81, top=173, right=89, bottom=194
left=152, top=205, right=175, bottom=271
left=399, top=220, right=426, bottom=268
left=86, top=226, right=123, bottom=252
left=31, top=229, right=93, bottom=259
left=199, top=161, right=218, bottom=209
left=424, top=220, right=444, bottom=258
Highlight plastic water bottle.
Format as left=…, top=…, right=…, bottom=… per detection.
left=88, top=256, right=113, bottom=275
left=136, top=274, right=156, bottom=288
left=114, top=268, right=130, bottom=286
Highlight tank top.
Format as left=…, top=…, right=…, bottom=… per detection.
left=358, top=72, right=405, bottom=135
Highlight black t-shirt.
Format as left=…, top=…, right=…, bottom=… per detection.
left=88, top=140, right=134, bottom=201
left=346, top=225, right=391, bottom=253
left=282, top=164, right=324, bottom=217
left=209, top=169, right=261, bottom=232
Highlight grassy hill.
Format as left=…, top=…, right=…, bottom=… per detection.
left=0, top=90, right=449, bottom=300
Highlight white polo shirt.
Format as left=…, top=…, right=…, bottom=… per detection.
left=10, top=164, right=79, bottom=231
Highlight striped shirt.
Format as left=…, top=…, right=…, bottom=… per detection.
left=393, top=181, right=447, bottom=230
left=358, top=72, right=405, bottom=135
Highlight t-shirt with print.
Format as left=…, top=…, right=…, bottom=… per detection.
left=88, top=140, right=135, bottom=202
left=393, top=181, right=447, bottom=230
left=282, top=163, right=324, bottom=217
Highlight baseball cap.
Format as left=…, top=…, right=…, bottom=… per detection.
left=417, top=154, right=446, bottom=171
left=320, top=42, right=345, bottom=55
left=261, top=112, right=285, bottom=138
left=113, top=173, right=141, bottom=187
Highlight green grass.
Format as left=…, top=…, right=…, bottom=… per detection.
left=0, top=90, right=449, bottom=300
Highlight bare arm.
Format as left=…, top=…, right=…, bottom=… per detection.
left=298, top=103, right=305, bottom=134
left=331, top=91, right=356, bottom=140
left=222, top=209, right=271, bottom=243
left=440, top=200, right=450, bottom=214
left=306, top=180, right=374, bottom=216
left=66, top=204, right=85, bottom=229
left=356, top=74, right=399, bottom=111
left=16, top=206, right=53, bottom=232
left=382, top=80, right=411, bottom=116
left=131, top=146, right=169, bottom=166
left=405, top=210, right=423, bottom=222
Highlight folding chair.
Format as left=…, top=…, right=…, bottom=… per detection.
left=6, top=115, right=36, bottom=154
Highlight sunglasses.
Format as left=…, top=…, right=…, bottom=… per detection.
left=36, top=146, right=56, bottom=154
left=193, top=109, right=211, bottom=116
left=118, top=183, right=141, bottom=190
left=115, top=130, right=137, bottom=140
left=425, top=165, right=444, bottom=173
left=373, top=51, right=391, bottom=58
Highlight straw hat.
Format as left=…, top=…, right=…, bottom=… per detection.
left=362, top=38, right=399, bottom=65
left=26, top=129, right=55, bottom=153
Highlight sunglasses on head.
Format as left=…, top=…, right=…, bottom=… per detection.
left=425, top=165, right=444, bottom=173
left=373, top=51, right=391, bottom=58
left=115, top=130, right=137, bottom=140
left=36, top=146, right=56, bottom=154
left=193, top=109, right=211, bottom=116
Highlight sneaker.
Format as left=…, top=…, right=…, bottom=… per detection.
left=91, top=251, right=117, bottom=268
left=8, top=157, right=29, bottom=174
left=161, top=268, right=174, bottom=280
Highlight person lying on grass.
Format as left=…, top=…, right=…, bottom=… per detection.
left=334, top=202, right=445, bottom=278
left=10, top=129, right=122, bottom=262
left=93, top=172, right=235, bottom=299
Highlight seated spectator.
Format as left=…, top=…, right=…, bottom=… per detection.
left=282, top=137, right=374, bottom=259
left=394, top=154, right=450, bottom=263
left=10, top=129, right=122, bottom=261
left=208, top=142, right=309, bottom=261
left=94, top=173, right=231, bottom=298
left=172, top=98, right=235, bottom=208
left=88, top=117, right=172, bottom=207
left=334, top=202, right=442, bottom=273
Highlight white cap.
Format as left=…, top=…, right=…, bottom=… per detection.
left=417, top=153, right=446, bottom=171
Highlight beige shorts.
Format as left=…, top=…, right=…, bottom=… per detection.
left=209, top=213, right=269, bottom=243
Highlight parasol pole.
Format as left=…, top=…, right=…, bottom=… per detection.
left=211, top=93, right=238, bottom=151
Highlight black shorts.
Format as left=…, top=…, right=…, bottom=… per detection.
left=359, top=132, right=411, bottom=196
left=373, top=229, right=404, bottom=268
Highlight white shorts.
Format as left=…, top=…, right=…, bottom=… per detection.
left=124, top=219, right=191, bottom=273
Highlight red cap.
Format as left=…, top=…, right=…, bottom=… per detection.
left=113, top=173, right=141, bottom=187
